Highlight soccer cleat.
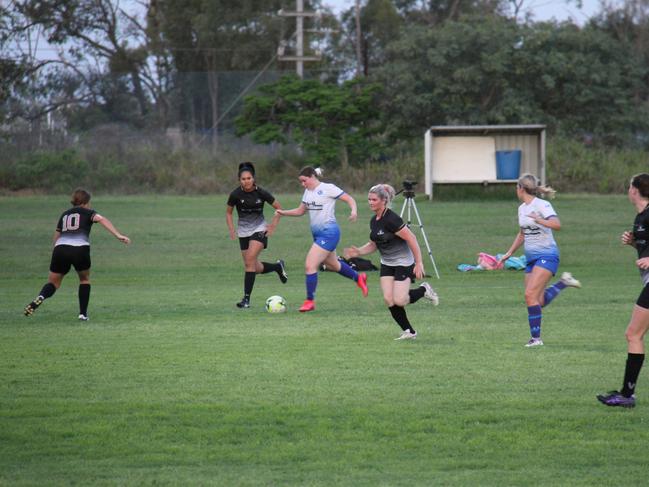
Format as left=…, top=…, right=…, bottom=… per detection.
left=277, top=259, right=288, bottom=284
left=420, top=282, right=439, bottom=306
left=78, top=314, right=89, bottom=321
left=597, top=391, right=636, bottom=408
left=298, top=299, right=315, bottom=312
left=357, top=272, right=368, bottom=297
left=395, top=330, right=417, bottom=340
left=560, top=272, right=581, bottom=289
left=24, top=295, right=44, bottom=316
left=525, top=337, right=544, bottom=347
left=236, top=298, right=251, bottom=309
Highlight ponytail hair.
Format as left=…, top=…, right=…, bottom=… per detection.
left=517, top=173, right=556, bottom=199
left=71, top=188, right=91, bottom=206
left=369, top=183, right=396, bottom=208
left=299, top=166, right=323, bottom=179
left=630, top=173, right=649, bottom=198
left=238, top=162, right=255, bottom=177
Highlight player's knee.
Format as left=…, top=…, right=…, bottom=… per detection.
left=383, top=297, right=394, bottom=307
left=394, top=296, right=409, bottom=307
left=524, top=290, right=539, bottom=305
left=625, top=328, right=643, bottom=344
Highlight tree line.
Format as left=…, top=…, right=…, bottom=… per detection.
left=1, top=0, right=649, bottom=168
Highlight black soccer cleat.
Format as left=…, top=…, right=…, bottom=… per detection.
left=277, top=259, right=288, bottom=284
left=24, top=295, right=44, bottom=316
left=236, top=298, right=251, bottom=309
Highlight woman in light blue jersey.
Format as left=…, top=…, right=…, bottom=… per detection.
left=276, top=166, right=368, bottom=312
left=498, top=174, right=581, bottom=347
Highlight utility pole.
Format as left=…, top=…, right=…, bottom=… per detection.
left=278, top=0, right=321, bottom=78
left=355, top=0, right=363, bottom=77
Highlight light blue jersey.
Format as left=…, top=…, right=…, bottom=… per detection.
left=302, top=182, right=344, bottom=237
left=518, top=197, right=559, bottom=261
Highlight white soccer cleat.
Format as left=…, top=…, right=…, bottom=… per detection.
left=420, top=282, right=439, bottom=306
left=395, top=330, right=417, bottom=340
left=78, top=314, right=89, bottom=321
left=525, top=337, right=544, bottom=347
left=560, top=272, right=581, bottom=288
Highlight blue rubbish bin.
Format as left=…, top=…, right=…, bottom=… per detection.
left=496, top=150, right=522, bottom=180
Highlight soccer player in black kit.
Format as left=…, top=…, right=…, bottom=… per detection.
left=24, top=188, right=130, bottom=320
left=344, top=184, right=439, bottom=340
left=226, top=162, right=287, bottom=308
left=598, top=173, right=649, bottom=408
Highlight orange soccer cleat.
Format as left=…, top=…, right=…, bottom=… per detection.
left=356, top=272, right=368, bottom=297
left=298, top=299, right=315, bottom=312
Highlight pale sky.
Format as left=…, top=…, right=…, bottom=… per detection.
left=322, top=0, right=605, bottom=24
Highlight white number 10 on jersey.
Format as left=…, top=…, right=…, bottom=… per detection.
left=62, top=213, right=81, bottom=231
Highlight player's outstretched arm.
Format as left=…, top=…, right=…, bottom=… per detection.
left=94, top=214, right=130, bottom=244
left=344, top=242, right=377, bottom=259
left=276, top=203, right=306, bottom=217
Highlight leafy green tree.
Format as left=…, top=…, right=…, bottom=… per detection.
left=235, top=75, right=384, bottom=168
left=154, top=0, right=287, bottom=135
left=374, top=16, right=648, bottom=143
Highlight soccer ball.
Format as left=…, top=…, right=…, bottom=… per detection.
left=265, top=295, right=287, bottom=313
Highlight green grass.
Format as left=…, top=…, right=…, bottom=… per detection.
left=1, top=193, right=648, bottom=486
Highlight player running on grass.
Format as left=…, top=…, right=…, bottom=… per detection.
left=24, top=188, right=130, bottom=321
left=597, top=173, right=649, bottom=408
left=276, top=166, right=368, bottom=312
left=226, top=162, right=288, bottom=309
left=344, top=184, right=438, bottom=340
left=498, top=173, right=581, bottom=347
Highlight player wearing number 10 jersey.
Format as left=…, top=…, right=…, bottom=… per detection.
left=24, top=188, right=130, bottom=320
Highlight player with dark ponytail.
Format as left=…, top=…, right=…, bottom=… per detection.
left=598, top=173, right=649, bottom=408
left=226, top=162, right=287, bottom=309
left=24, top=188, right=130, bottom=320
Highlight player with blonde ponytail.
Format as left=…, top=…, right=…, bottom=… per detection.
left=499, top=173, right=581, bottom=347
left=344, top=183, right=439, bottom=340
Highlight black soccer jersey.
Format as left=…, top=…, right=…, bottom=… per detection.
left=227, top=186, right=275, bottom=237
left=633, top=204, right=649, bottom=259
left=370, top=209, right=414, bottom=266
left=55, top=206, right=96, bottom=247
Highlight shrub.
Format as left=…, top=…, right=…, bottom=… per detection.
left=11, top=150, right=89, bottom=192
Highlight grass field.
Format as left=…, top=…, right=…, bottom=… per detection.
left=1, top=193, right=648, bottom=486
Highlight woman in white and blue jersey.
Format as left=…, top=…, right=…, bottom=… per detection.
left=276, top=166, right=368, bottom=312
left=499, top=174, right=581, bottom=347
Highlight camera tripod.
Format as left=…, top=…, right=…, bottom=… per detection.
left=398, top=185, right=440, bottom=279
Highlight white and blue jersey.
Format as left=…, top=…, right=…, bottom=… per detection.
left=302, top=182, right=344, bottom=251
left=519, top=197, right=559, bottom=267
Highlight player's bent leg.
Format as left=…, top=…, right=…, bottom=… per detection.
left=392, top=279, right=411, bottom=308
left=24, top=273, right=63, bottom=317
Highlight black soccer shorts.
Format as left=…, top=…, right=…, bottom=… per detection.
left=50, top=245, right=91, bottom=274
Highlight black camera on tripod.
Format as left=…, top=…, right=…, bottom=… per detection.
left=402, top=180, right=417, bottom=198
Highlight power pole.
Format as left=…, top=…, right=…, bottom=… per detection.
left=355, top=0, right=363, bottom=77
left=278, top=0, right=322, bottom=78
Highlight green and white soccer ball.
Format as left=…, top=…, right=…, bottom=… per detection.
left=265, top=295, right=287, bottom=313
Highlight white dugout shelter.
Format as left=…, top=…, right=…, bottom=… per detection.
left=424, top=125, right=547, bottom=199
